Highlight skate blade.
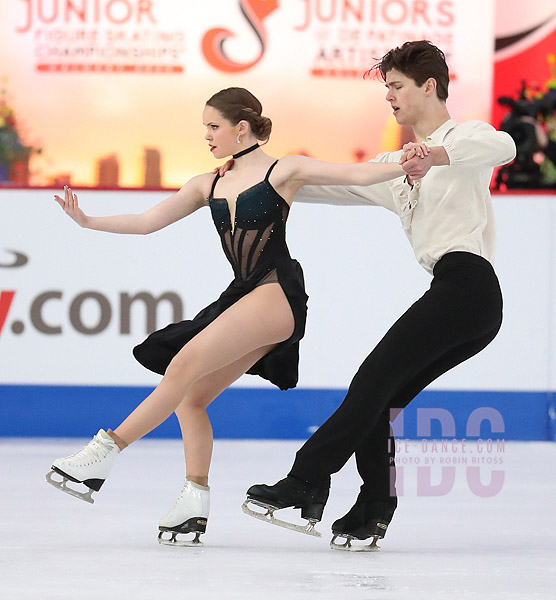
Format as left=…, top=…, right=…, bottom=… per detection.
left=242, top=499, right=322, bottom=538
left=158, top=530, right=203, bottom=547
left=45, top=470, right=95, bottom=504
left=330, top=534, right=380, bottom=552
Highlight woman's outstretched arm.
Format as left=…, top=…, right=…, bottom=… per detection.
left=53, top=173, right=212, bottom=235
left=277, top=152, right=412, bottom=190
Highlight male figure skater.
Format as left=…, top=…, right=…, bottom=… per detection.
left=242, top=40, right=517, bottom=550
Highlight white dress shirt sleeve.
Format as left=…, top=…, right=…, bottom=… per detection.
left=442, top=121, right=517, bottom=168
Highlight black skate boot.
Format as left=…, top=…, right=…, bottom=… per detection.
left=242, top=476, right=329, bottom=537
left=330, top=496, right=397, bottom=552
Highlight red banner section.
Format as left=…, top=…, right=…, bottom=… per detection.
left=492, top=4, right=556, bottom=189
left=493, top=27, right=556, bottom=127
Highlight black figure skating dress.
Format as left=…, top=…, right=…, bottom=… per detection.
left=133, top=160, right=308, bottom=390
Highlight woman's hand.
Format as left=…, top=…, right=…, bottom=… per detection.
left=53, top=186, right=88, bottom=227
left=400, top=145, right=449, bottom=179
left=400, top=142, right=430, bottom=163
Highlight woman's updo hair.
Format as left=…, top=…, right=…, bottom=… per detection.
left=206, top=87, right=272, bottom=141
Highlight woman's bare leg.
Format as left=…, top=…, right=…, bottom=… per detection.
left=113, top=283, right=294, bottom=446
left=174, top=343, right=276, bottom=487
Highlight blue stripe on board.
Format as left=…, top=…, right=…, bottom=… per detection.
left=0, top=385, right=553, bottom=441
left=550, top=392, right=556, bottom=441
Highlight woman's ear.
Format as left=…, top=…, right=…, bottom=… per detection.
left=237, top=119, right=250, bottom=136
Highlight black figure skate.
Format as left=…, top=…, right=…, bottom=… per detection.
left=242, top=476, right=329, bottom=537
left=330, top=496, right=397, bottom=552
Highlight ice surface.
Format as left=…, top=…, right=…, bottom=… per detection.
left=0, top=439, right=555, bottom=599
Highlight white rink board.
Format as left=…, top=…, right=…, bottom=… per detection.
left=0, top=189, right=553, bottom=391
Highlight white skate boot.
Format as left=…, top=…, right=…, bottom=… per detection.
left=45, top=429, right=121, bottom=504
left=158, top=480, right=210, bottom=547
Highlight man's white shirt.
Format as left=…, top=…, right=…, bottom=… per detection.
left=295, top=119, right=517, bottom=274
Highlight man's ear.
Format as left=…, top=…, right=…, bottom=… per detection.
left=424, top=77, right=438, bottom=97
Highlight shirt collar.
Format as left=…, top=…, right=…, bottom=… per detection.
left=423, top=118, right=457, bottom=145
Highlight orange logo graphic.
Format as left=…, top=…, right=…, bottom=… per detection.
left=202, top=0, right=279, bottom=73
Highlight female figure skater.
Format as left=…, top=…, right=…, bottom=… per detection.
left=46, top=87, right=415, bottom=546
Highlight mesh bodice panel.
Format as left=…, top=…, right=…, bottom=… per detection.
left=208, top=161, right=290, bottom=282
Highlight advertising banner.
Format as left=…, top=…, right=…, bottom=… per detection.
left=0, top=0, right=495, bottom=188
left=1, top=188, right=554, bottom=394
left=1, top=187, right=554, bottom=440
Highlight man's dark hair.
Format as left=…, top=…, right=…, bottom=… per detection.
left=369, top=40, right=450, bottom=101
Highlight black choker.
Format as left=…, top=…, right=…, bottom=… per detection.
left=233, top=143, right=259, bottom=159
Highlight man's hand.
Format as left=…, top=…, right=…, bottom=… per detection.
left=400, top=144, right=449, bottom=179
left=402, top=153, right=434, bottom=179
left=211, top=159, right=235, bottom=177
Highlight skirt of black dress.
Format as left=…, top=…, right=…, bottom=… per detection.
left=132, top=259, right=308, bottom=391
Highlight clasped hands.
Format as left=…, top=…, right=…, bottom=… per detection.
left=399, top=142, right=433, bottom=179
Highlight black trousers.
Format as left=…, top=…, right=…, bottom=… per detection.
left=289, top=252, right=503, bottom=499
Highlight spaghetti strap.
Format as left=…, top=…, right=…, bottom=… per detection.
left=208, top=172, right=221, bottom=200
left=264, top=160, right=279, bottom=181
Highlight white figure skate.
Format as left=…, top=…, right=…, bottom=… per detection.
left=158, top=480, right=210, bottom=547
left=45, top=429, right=120, bottom=504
